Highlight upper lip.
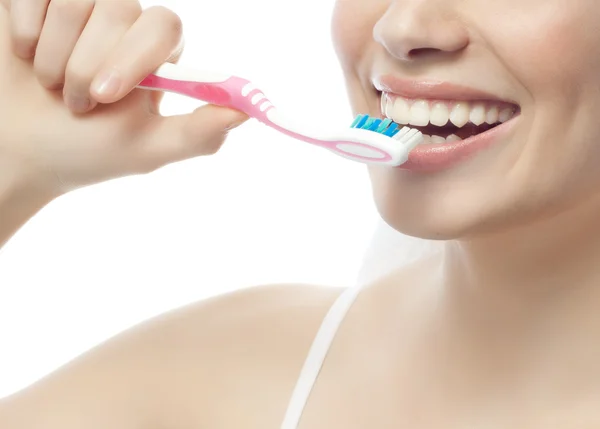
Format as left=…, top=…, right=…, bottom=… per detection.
left=373, top=74, right=518, bottom=105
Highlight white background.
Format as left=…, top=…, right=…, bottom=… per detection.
left=0, top=0, right=386, bottom=397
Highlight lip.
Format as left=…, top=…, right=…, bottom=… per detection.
left=396, top=115, right=520, bottom=171
left=373, top=74, right=517, bottom=104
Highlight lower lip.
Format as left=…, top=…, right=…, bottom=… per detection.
left=395, top=116, right=520, bottom=172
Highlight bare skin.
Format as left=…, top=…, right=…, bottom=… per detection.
left=3, top=259, right=600, bottom=428
left=3, top=0, right=600, bottom=427
left=0, top=0, right=248, bottom=246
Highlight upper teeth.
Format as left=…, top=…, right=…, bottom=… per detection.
left=381, top=93, right=517, bottom=128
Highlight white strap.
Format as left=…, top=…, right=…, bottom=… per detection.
left=280, top=284, right=364, bottom=429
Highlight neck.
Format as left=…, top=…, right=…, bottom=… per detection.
left=425, top=197, right=600, bottom=398
left=441, top=194, right=600, bottom=342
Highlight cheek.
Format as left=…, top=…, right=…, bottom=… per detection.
left=331, top=0, right=392, bottom=115
left=331, top=0, right=385, bottom=68
left=488, top=3, right=600, bottom=95
left=482, top=3, right=600, bottom=197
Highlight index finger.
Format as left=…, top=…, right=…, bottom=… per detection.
left=90, top=6, right=184, bottom=104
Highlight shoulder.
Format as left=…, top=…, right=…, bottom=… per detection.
left=134, top=283, right=346, bottom=427
left=146, top=283, right=345, bottom=347
left=0, top=284, right=345, bottom=429
left=156, top=282, right=346, bottom=371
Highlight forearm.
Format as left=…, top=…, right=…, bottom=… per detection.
left=0, top=169, right=57, bottom=249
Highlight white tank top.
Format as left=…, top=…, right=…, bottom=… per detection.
left=279, top=219, right=428, bottom=428
left=279, top=284, right=364, bottom=429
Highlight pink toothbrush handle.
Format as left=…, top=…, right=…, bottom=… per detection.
left=139, top=64, right=272, bottom=120
left=138, top=63, right=403, bottom=164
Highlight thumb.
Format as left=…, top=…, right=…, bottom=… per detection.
left=134, top=104, right=249, bottom=169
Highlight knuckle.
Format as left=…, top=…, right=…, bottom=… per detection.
left=48, top=0, right=93, bottom=20
left=12, top=29, right=39, bottom=54
left=164, top=10, right=184, bottom=37
left=12, top=29, right=36, bottom=45
left=98, top=0, right=141, bottom=23
left=148, top=6, right=183, bottom=39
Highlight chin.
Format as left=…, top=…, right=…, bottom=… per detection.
left=369, top=166, right=518, bottom=240
left=375, top=200, right=476, bottom=241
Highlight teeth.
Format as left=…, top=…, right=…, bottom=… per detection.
left=384, top=95, right=394, bottom=120
left=409, top=100, right=430, bottom=126
left=415, top=134, right=463, bottom=146
left=469, top=103, right=486, bottom=126
left=380, top=93, right=519, bottom=133
left=449, top=102, right=470, bottom=127
left=391, top=97, right=411, bottom=124
left=430, top=103, right=449, bottom=126
left=499, top=108, right=515, bottom=123
left=486, top=106, right=499, bottom=124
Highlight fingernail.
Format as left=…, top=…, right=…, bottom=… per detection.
left=66, top=95, right=90, bottom=112
left=92, top=69, right=121, bottom=97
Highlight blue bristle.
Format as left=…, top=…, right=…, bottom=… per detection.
left=367, top=119, right=383, bottom=131
left=363, top=117, right=377, bottom=129
left=350, top=114, right=404, bottom=138
left=350, top=114, right=364, bottom=128
left=356, top=115, right=369, bottom=129
left=376, top=118, right=392, bottom=133
left=383, top=122, right=399, bottom=136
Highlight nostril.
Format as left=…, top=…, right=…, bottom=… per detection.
left=408, top=47, right=443, bottom=59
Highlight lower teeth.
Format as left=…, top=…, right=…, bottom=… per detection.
left=421, top=134, right=462, bottom=144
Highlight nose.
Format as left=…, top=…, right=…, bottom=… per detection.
left=373, top=0, right=469, bottom=62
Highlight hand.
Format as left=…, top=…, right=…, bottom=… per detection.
left=0, top=0, right=248, bottom=195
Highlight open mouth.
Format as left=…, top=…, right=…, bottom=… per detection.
left=380, top=93, right=520, bottom=144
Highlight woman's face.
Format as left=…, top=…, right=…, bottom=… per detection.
left=332, top=0, right=600, bottom=239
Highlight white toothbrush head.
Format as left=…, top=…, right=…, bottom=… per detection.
left=261, top=109, right=423, bottom=167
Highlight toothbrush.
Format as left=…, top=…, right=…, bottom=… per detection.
left=137, top=63, right=422, bottom=166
